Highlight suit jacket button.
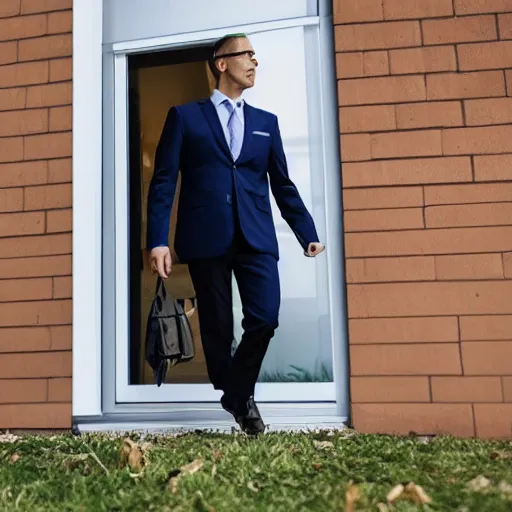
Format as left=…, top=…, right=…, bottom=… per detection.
left=232, top=165, right=236, bottom=170
left=226, top=194, right=232, bottom=204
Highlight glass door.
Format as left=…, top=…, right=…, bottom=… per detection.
left=111, top=22, right=342, bottom=404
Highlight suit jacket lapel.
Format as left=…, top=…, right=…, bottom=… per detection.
left=200, top=99, right=233, bottom=161
left=236, top=102, right=253, bottom=164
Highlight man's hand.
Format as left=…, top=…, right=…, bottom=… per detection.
left=306, top=242, right=325, bottom=257
left=149, top=246, right=172, bottom=279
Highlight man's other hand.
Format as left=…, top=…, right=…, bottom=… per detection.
left=150, top=246, right=172, bottom=279
left=306, top=242, right=325, bottom=257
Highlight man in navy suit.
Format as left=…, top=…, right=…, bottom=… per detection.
left=147, top=34, right=324, bottom=435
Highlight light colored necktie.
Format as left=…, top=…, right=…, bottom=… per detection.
left=224, top=100, right=243, bottom=161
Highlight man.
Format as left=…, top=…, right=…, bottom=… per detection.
left=147, top=34, right=325, bottom=435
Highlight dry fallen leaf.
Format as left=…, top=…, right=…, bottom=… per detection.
left=377, top=504, right=390, bottom=512
left=491, top=450, right=512, bottom=461
left=498, top=481, right=512, bottom=496
left=168, top=477, right=179, bottom=494
left=167, top=459, right=204, bottom=493
left=313, top=440, right=334, bottom=450
left=468, top=475, right=491, bottom=493
left=312, top=462, right=322, bottom=471
left=180, top=459, right=203, bottom=475
left=345, top=482, right=360, bottom=512
left=0, top=431, right=19, bottom=444
left=387, top=482, right=431, bottom=505
left=9, top=453, right=20, bottom=464
left=120, top=437, right=149, bottom=473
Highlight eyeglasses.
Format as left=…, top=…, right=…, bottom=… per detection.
left=213, top=50, right=256, bottom=61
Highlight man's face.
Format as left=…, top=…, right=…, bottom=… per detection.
left=215, top=37, right=258, bottom=90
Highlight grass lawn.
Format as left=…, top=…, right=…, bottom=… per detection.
left=1, top=429, right=512, bottom=511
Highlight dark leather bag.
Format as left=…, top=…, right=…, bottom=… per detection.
left=145, top=277, right=195, bottom=386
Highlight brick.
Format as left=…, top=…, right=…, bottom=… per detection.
left=48, top=10, right=71, bottom=34
left=347, top=281, right=512, bottom=317
left=49, top=105, right=71, bottom=131
left=0, top=211, right=43, bottom=237
left=0, top=255, right=70, bottom=279
left=0, top=403, right=71, bottom=428
left=0, top=61, right=49, bottom=88
left=26, top=81, right=72, bottom=108
left=48, top=158, right=71, bottom=183
left=507, top=70, right=512, bottom=95
left=339, top=75, right=425, bottom=106
left=340, top=105, right=396, bottom=133
left=463, top=341, right=512, bottom=375
left=49, top=58, right=71, bottom=82
left=24, top=183, right=71, bottom=210
left=505, top=252, right=512, bottom=278
left=500, top=14, right=512, bottom=39
left=53, top=276, right=71, bottom=298
left=343, top=186, right=423, bottom=210
left=396, top=102, right=463, bottom=129
left=465, top=98, right=512, bottom=126
left=0, top=109, right=48, bottom=137
left=371, top=130, right=442, bottom=158
left=350, top=343, right=462, bottom=375
left=0, top=137, right=23, bottom=163
left=333, top=0, right=384, bottom=24
left=425, top=182, right=512, bottom=205
left=443, top=126, right=512, bottom=155
left=346, top=256, right=435, bottom=282
left=21, top=0, right=72, bottom=14
left=351, top=376, right=430, bottom=402
left=0, top=379, right=47, bottom=403
left=461, top=315, right=512, bottom=341
left=458, top=41, right=512, bottom=71
left=337, top=51, right=389, bottom=79
left=349, top=316, right=459, bottom=344
left=0, top=41, right=17, bottom=65
left=455, top=0, right=512, bottom=15
left=435, top=254, right=504, bottom=280
left=0, top=299, right=71, bottom=327
left=431, top=377, right=503, bottom=402
left=422, top=16, right=498, bottom=45
left=24, top=132, right=72, bottom=160
left=0, top=161, right=47, bottom=187
left=0, top=88, right=26, bottom=111
left=0, top=327, right=51, bottom=352
left=0, top=277, right=52, bottom=302
left=383, top=0, right=453, bottom=20
left=335, top=21, right=421, bottom=52
left=19, top=33, right=72, bottom=62
left=475, top=155, right=512, bottom=181
left=427, top=203, right=512, bottom=229
left=474, top=404, right=512, bottom=439
left=390, top=46, right=456, bottom=74
left=340, top=134, right=372, bottom=162
left=352, top=403, right=475, bottom=437
left=48, top=377, right=71, bottom=401
left=0, top=233, right=70, bottom=258
left=46, top=208, right=71, bottom=233
left=504, top=377, right=512, bottom=401
left=0, top=13, right=46, bottom=41
left=0, top=188, right=22, bottom=212
left=345, top=226, right=512, bottom=258
left=427, top=71, right=505, bottom=100
left=345, top=208, right=424, bottom=232
left=0, top=0, right=20, bottom=17
left=50, top=325, right=71, bottom=350
left=342, top=157, right=472, bottom=188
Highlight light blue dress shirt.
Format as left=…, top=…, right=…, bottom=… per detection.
left=210, top=88, right=245, bottom=149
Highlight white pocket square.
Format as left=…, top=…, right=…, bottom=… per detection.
left=253, top=130, right=270, bottom=137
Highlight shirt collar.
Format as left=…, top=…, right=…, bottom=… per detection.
left=211, top=89, right=244, bottom=109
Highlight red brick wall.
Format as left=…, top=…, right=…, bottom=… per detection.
left=0, top=0, right=72, bottom=429
left=335, top=0, right=512, bottom=438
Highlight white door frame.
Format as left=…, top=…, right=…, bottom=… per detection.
left=72, top=0, right=349, bottom=422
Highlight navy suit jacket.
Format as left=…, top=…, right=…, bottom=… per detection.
left=146, top=98, right=319, bottom=262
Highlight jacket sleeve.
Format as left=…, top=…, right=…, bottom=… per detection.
left=267, top=115, right=319, bottom=251
left=146, top=107, right=183, bottom=250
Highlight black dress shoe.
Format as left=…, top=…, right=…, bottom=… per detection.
left=221, top=394, right=266, bottom=436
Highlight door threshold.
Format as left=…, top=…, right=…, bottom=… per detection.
left=74, top=416, right=349, bottom=435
